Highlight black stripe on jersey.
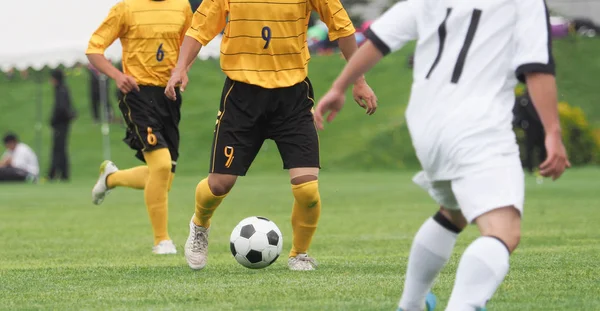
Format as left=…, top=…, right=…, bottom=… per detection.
left=515, top=1, right=556, bottom=83
left=226, top=32, right=305, bottom=39
left=451, top=9, right=481, bottom=83
left=135, top=23, right=185, bottom=26
left=364, top=27, right=390, bottom=55
left=131, top=9, right=183, bottom=13
left=222, top=62, right=308, bottom=72
left=426, top=8, right=451, bottom=79
left=220, top=50, right=303, bottom=56
left=229, top=17, right=305, bottom=22
left=229, top=1, right=307, bottom=4
left=332, top=8, right=343, bottom=16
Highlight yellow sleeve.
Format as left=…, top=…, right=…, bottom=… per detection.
left=181, top=1, right=194, bottom=43
left=185, top=0, right=228, bottom=46
left=86, top=2, right=127, bottom=54
left=310, top=0, right=355, bottom=41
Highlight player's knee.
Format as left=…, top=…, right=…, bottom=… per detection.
left=207, top=173, right=237, bottom=196
left=148, top=159, right=172, bottom=176
left=434, top=208, right=467, bottom=234
left=291, top=178, right=320, bottom=208
left=290, top=168, right=319, bottom=185
left=476, top=206, right=522, bottom=253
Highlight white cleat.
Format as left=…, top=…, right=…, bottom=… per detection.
left=288, top=254, right=318, bottom=271
left=152, top=240, right=177, bottom=255
left=92, top=160, right=118, bottom=205
left=185, top=216, right=210, bottom=270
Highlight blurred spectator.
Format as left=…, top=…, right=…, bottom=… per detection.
left=513, top=89, right=546, bottom=173
left=0, top=133, right=39, bottom=183
left=88, top=64, right=115, bottom=124
left=47, top=69, right=76, bottom=182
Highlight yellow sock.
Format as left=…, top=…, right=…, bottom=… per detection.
left=193, top=178, right=226, bottom=228
left=289, top=180, right=321, bottom=258
left=106, top=166, right=148, bottom=189
left=143, top=149, right=172, bottom=245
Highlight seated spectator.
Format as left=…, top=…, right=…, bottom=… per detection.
left=0, top=133, right=39, bottom=183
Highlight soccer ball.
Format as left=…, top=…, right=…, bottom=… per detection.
left=230, top=216, right=283, bottom=269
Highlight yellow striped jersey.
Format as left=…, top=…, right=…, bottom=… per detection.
left=186, top=0, right=355, bottom=88
left=87, top=0, right=192, bottom=87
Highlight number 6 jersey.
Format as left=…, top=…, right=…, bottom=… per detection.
left=186, top=0, right=355, bottom=88
left=87, top=0, right=193, bottom=87
left=366, top=0, right=554, bottom=180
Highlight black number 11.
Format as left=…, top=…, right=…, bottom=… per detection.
left=426, top=8, right=482, bottom=84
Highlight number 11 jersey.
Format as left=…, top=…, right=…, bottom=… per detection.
left=186, top=0, right=355, bottom=89
left=366, top=0, right=555, bottom=180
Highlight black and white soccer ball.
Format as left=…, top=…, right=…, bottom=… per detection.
left=230, top=216, right=283, bottom=269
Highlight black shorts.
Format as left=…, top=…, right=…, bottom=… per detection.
left=210, top=77, right=320, bottom=176
left=118, top=86, right=181, bottom=172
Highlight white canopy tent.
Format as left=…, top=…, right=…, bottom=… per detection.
left=0, top=0, right=221, bottom=162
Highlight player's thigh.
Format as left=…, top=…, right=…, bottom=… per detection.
left=413, top=171, right=459, bottom=210
left=118, top=88, right=167, bottom=153
left=269, top=79, right=320, bottom=170
left=210, top=79, right=263, bottom=176
left=450, top=157, right=525, bottom=224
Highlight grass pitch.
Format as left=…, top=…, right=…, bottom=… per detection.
left=1, top=169, right=599, bottom=310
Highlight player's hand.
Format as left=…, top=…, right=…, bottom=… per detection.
left=116, top=73, right=139, bottom=94
left=352, top=78, right=377, bottom=115
left=314, top=87, right=345, bottom=130
left=165, top=68, right=188, bottom=101
left=539, top=130, right=571, bottom=180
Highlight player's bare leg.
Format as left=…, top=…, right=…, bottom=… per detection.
left=185, top=173, right=237, bottom=270
left=287, top=167, right=321, bottom=271
left=398, top=207, right=467, bottom=311
left=445, top=207, right=521, bottom=311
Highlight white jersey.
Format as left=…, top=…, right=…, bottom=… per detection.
left=367, top=0, right=554, bottom=180
left=2, top=143, right=39, bottom=176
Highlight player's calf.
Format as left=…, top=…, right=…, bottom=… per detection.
left=446, top=206, right=521, bottom=311
left=398, top=208, right=465, bottom=311
left=475, top=206, right=521, bottom=253
left=288, top=168, right=320, bottom=270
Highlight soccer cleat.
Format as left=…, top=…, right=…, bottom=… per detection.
left=152, top=240, right=177, bottom=255
left=475, top=308, right=487, bottom=311
left=288, top=253, right=318, bottom=271
left=92, top=160, right=118, bottom=205
left=425, top=292, right=437, bottom=311
left=185, top=216, right=210, bottom=270
left=397, top=292, right=436, bottom=311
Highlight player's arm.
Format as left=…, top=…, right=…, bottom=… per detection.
left=86, top=2, right=138, bottom=93
left=314, top=1, right=418, bottom=128
left=0, top=155, right=11, bottom=167
left=166, top=0, right=227, bottom=99
left=330, top=1, right=417, bottom=93
left=181, top=2, right=197, bottom=73
left=311, top=0, right=379, bottom=113
left=514, top=0, right=569, bottom=179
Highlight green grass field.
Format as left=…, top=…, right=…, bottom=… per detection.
left=1, top=34, right=600, bottom=310
left=1, top=169, right=599, bottom=310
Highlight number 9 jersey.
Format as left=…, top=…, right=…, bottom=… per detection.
left=86, top=0, right=193, bottom=87
left=365, top=0, right=555, bottom=180
left=186, top=0, right=355, bottom=89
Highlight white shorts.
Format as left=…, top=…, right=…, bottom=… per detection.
left=413, top=159, right=525, bottom=223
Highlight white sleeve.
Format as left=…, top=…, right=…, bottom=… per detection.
left=513, top=0, right=555, bottom=83
left=10, top=148, right=26, bottom=169
left=364, top=0, right=418, bottom=55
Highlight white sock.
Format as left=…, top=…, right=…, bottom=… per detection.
left=398, top=217, right=459, bottom=311
left=445, top=236, right=510, bottom=311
